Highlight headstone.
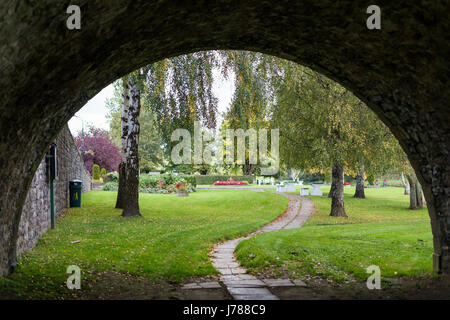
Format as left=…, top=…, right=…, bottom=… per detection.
left=310, top=184, right=323, bottom=196
left=276, top=185, right=288, bottom=193
left=300, top=188, right=309, bottom=196
left=286, top=183, right=296, bottom=192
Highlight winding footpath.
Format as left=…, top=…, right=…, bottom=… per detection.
left=210, top=193, right=314, bottom=300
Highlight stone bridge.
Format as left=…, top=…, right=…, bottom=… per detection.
left=0, top=1, right=448, bottom=276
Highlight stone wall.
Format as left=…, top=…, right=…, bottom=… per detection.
left=16, top=125, right=91, bottom=257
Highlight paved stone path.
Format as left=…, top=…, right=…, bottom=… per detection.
left=208, top=193, right=314, bottom=300
left=92, top=182, right=104, bottom=190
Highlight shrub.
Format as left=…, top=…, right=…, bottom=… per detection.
left=138, top=174, right=197, bottom=194
left=102, top=181, right=118, bottom=191
left=139, top=173, right=196, bottom=188
left=100, top=168, right=107, bottom=176
left=103, top=171, right=119, bottom=183
left=92, top=164, right=100, bottom=180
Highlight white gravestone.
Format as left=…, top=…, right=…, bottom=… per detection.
left=300, top=188, right=309, bottom=196
left=310, top=184, right=323, bottom=196
left=286, top=183, right=296, bottom=192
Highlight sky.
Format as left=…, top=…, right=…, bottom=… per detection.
left=68, top=69, right=235, bottom=136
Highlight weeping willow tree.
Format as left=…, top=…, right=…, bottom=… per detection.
left=146, top=51, right=219, bottom=172
left=107, top=52, right=219, bottom=176
left=218, top=51, right=277, bottom=175
left=270, top=60, right=404, bottom=217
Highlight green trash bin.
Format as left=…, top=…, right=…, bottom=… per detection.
left=69, top=180, right=82, bottom=207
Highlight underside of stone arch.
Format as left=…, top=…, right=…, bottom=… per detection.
left=0, top=0, right=448, bottom=276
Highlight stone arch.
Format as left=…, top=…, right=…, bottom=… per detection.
left=0, top=1, right=448, bottom=276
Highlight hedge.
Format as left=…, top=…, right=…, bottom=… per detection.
left=194, top=175, right=254, bottom=185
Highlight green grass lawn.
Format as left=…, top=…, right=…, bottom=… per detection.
left=235, top=187, right=433, bottom=282
left=0, top=190, right=287, bottom=299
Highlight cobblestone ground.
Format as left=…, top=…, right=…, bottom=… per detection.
left=183, top=194, right=314, bottom=300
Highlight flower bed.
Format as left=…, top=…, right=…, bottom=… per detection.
left=214, top=178, right=249, bottom=186
left=103, top=177, right=196, bottom=194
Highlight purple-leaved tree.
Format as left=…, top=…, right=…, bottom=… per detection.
left=74, top=127, right=121, bottom=174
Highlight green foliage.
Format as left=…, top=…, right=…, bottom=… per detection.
left=218, top=51, right=277, bottom=175
left=92, top=164, right=100, bottom=180
left=139, top=173, right=197, bottom=188
left=195, top=175, right=254, bottom=185
left=107, top=52, right=219, bottom=173
left=367, top=173, right=375, bottom=185
left=324, top=170, right=331, bottom=184
left=100, top=168, right=107, bottom=176
left=102, top=182, right=118, bottom=191
left=102, top=171, right=119, bottom=183
left=267, top=59, right=405, bottom=179
left=144, top=52, right=219, bottom=168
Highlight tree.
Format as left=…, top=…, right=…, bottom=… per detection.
left=383, top=140, right=425, bottom=210
left=406, top=171, right=424, bottom=210
left=401, top=172, right=410, bottom=195
left=121, top=75, right=142, bottom=217
left=113, top=71, right=143, bottom=217
left=115, top=76, right=130, bottom=210
left=107, top=79, right=166, bottom=173
left=107, top=52, right=219, bottom=175
left=329, top=162, right=347, bottom=217
left=271, top=62, right=356, bottom=217
left=92, top=164, right=100, bottom=180
left=268, top=57, right=408, bottom=215
left=74, top=127, right=121, bottom=174
left=220, top=51, right=275, bottom=175
left=147, top=51, right=219, bottom=163
left=353, top=163, right=366, bottom=198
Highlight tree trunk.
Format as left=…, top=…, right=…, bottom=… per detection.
left=406, top=173, right=424, bottom=210
left=116, top=77, right=130, bottom=209
left=328, top=168, right=335, bottom=198
left=328, top=165, right=343, bottom=198
left=244, top=163, right=256, bottom=175
left=401, top=172, right=410, bottom=195
left=329, top=162, right=347, bottom=217
left=353, top=163, right=365, bottom=199
left=121, top=81, right=142, bottom=217
left=115, top=162, right=125, bottom=208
